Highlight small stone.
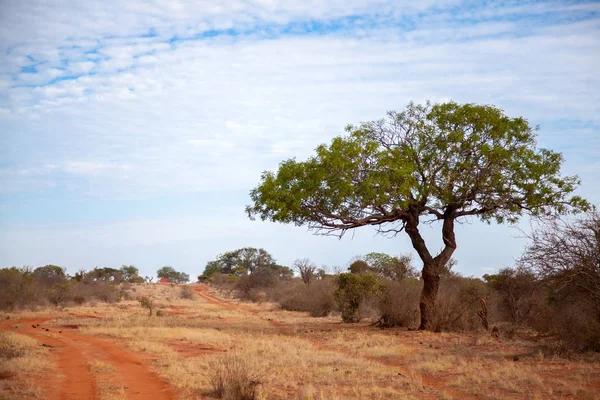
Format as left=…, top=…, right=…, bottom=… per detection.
left=513, top=356, right=519, bottom=361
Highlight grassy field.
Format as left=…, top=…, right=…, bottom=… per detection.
left=1, top=283, right=599, bottom=400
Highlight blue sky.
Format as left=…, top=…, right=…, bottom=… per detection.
left=0, top=0, right=599, bottom=279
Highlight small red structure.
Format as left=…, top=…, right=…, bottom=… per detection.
left=158, top=277, right=169, bottom=284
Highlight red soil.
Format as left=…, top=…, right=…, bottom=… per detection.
left=0, top=317, right=177, bottom=400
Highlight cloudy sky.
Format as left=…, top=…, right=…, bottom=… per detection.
left=0, top=0, right=598, bottom=279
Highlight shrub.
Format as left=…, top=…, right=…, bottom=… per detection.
left=208, top=353, right=263, bottom=400
left=48, top=282, right=71, bottom=306
left=431, top=277, right=488, bottom=332
left=483, top=268, right=537, bottom=325
left=180, top=286, right=195, bottom=300
left=335, top=273, right=382, bottom=323
left=530, top=285, right=600, bottom=352
left=138, top=296, right=155, bottom=316
left=375, top=279, right=421, bottom=328
left=0, top=267, right=37, bottom=310
left=277, top=279, right=336, bottom=317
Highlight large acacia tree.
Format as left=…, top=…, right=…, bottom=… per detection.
left=246, top=101, right=587, bottom=329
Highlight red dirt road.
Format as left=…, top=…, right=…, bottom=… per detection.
left=0, top=317, right=176, bottom=400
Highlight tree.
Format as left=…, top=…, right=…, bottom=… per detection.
left=200, top=247, right=278, bottom=281
left=157, top=266, right=189, bottom=284
left=348, top=258, right=376, bottom=274
left=85, top=267, right=122, bottom=282
left=363, top=252, right=417, bottom=280
left=293, top=258, right=317, bottom=285
left=120, top=265, right=143, bottom=283
left=247, top=101, right=587, bottom=330
left=33, top=265, right=67, bottom=286
left=519, top=209, right=600, bottom=319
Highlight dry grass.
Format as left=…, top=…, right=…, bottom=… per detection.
left=0, top=331, right=54, bottom=399
left=88, top=360, right=117, bottom=374
left=3, top=283, right=600, bottom=400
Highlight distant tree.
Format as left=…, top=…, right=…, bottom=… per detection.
left=85, top=267, right=122, bottom=282
left=348, top=259, right=376, bottom=275
left=363, top=252, right=417, bottom=280
left=247, top=101, right=587, bottom=329
left=157, top=266, right=176, bottom=280
left=73, top=269, right=86, bottom=282
left=200, top=247, right=278, bottom=281
left=120, top=265, right=143, bottom=283
left=33, top=265, right=67, bottom=286
left=157, top=266, right=189, bottom=284
left=293, top=258, right=317, bottom=285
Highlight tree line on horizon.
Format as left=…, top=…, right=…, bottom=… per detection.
left=0, top=264, right=190, bottom=310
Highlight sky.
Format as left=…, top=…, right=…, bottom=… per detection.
left=0, top=0, right=599, bottom=280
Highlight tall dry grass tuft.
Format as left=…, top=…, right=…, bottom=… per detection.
left=0, top=331, right=26, bottom=359
left=208, top=352, right=264, bottom=400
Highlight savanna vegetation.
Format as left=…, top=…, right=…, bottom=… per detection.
left=0, top=264, right=188, bottom=310
left=2, top=101, right=599, bottom=400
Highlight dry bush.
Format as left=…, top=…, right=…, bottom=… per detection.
left=236, top=268, right=280, bottom=301
left=431, top=277, right=488, bottom=332
left=275, top=279, right=336, bottom=317
left=375, top=279, right=421, bottom=328
left=530, top=287, right=600, bottom=352
left=138, top=296, right=155, bottom=316
left=208, top=353, right=263, bottom=400
left=211, top=273, right=238, bottom=286
left=483, top=268, right=537, bottom=325
left=69, top=281, right=121, bottom=304
left=0, top=267, right=38, bottom=310
left=0, top=332, right=26, bottom=359
left=180, top=286, right=195, bottom=300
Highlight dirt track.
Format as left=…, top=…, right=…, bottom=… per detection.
left=0, top=317, right=176, bottom=400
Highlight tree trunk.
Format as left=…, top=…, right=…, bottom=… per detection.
left=404, top=209, right=456, bottom=331
left=419, top=262, right=440, bottom=330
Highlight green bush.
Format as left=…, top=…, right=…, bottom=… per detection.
left=335, top=273, right=382, bottom=323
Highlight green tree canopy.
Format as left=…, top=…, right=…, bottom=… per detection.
left=157, top=266, right=189, bottom=283
left=200, top=247, right=278, bottom=281
left=85, top=267, right=122, bottom=282
left=363, top=252, right=417, bottom=280
left=120, top=265, right=142, bottom=283
left=247, top=101, right=587, bottom=329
